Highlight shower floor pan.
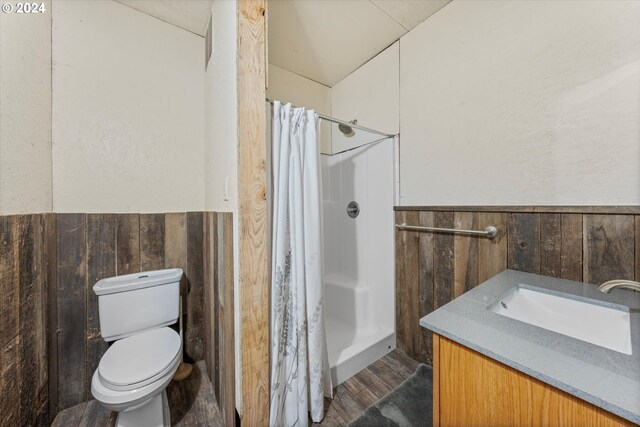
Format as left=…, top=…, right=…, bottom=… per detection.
left=325, top=317, right=395, bottom=386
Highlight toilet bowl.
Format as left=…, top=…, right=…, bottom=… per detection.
left=91, top=269, right=183, bottom=427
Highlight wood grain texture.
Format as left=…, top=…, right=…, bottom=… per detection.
left=77, top=400, right=116, bottom=427
left=50, top=402, right=87, bottom=427
left=1, top=212, right=214, bottom=424
left=398, top=211, right=420, bottom=358
left=186, top=212, right=205, bottom=362
left=45, top=213, right=58, bottom=423
left=0, top=216, right=21, bottom=427
left=395, top=208, right=637, bottom=366
left=540, top=213, right=562, bottom=277
left=636, top=216, right=640, bottom=282
left=561, top=214, right=583, bottom=281
left=165, top=213, right=187, bottom=271
left=477, top=212, right=508, bottom=283
left=166, top=361, right=223, bottom=426
left=17, top=215, right=37, bottom=424
left=85, top=214, right=116, bottom=398
left=313, top=350, right=419, bottom=426
left=433, top=334, right=440, bottom=427
left=418, top=211, right=435, bottom=364
left=116, top=214, right=140, bottom=275
left=214, top=215, right=222, bottom=402
left=202, top=212, right=235, bottom=427
left=203, top=212, right=217, bottom=390
left=220, top=213, right=236, bottom=427
left=508, top=213, right=540, bottom=274
left=18, top=215, right=49, bottom=426
left=433, top=211, right=454, bottom=309
left=165, top=212, right=189, bottom=364
left=435, top=335, right=635, bottom=427
left=348, top=379, right=383, bottom=410
left=52, top=361, right=224, bottom=427
left=237, top=0, right=269, bottom=424
left=395, top=211, right=408, bottom=356
left=140, top=214, right=165, bottom=271
left=396, top=206, right=640, bottom=214
left=583, top=215, right=635, bottom=285
left=453, top=211, right=478, bottom=297
left=56, top=213, right=88, bottom=410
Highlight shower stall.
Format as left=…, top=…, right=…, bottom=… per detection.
left=267, top=99, right=397, bottom=387
left=321, top=136, right=396, bottom=385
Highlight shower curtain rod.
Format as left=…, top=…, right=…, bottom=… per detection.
left=266, top=98, right=396, bottom=139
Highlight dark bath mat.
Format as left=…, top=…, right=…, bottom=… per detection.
left=347, top=364, right=432, bottom=427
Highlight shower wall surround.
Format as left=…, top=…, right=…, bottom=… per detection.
left=395, top=206, right=640, bottom=366
left=321, top=138, right=396, bottom=384
left=0, top=212, right=234, bottom=426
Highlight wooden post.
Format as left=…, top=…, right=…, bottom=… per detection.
left=237, top=0, right=269, bottom=425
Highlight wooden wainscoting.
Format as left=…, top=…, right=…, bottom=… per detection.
left=0, top=214, right=54, bottom=426
left=395, top=206, right=640, bottom=365
left=52, top=212, right=208, bottom=413
left=204, top=212, right=236, bottom=427
left=0, top=211, right=234, bottom=425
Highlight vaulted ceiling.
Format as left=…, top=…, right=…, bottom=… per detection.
left=113, top=0, right=451, bottom=86
left=113, top=0, right=212, bottom=36
left=268, top=0, right=451, bottom=86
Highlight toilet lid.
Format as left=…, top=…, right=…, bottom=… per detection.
left=98, top=327, right=181, bottom=388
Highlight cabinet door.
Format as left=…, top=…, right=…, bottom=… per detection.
left=432, top=334, right=635, bottom=427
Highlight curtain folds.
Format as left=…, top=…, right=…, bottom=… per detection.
left=269, top=101, right=332, bottom=427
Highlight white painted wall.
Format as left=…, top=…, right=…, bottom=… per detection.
left=52, top=0, right=205, bottom=213
left=267, top=65, right=331, bottom=116
left=0, top=0, right=52, bottom=214
left=267, top=64, right=332, bottom=154
left=205, top=0, right=237, bottom=212
left=400, top=0, right=640, bottom=206
left=331, top=42, right=399, bottom=154
left=201, top=0, right=242, bottom=415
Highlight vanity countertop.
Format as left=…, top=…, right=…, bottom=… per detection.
left=420, top=269, right=640, bottom=425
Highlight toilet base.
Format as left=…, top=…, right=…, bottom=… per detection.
left=115, top=390, right=170, bottom=427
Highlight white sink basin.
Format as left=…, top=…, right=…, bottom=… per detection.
left=488, top=285, right=632, bottom=355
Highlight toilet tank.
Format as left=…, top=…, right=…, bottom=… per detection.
left=93, top=268, right=182, bottom=341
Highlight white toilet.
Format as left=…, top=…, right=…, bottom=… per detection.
left=91, top=268, right=184, bottom=427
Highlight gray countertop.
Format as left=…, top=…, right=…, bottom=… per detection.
left=420, top=270, right=640, bottom=425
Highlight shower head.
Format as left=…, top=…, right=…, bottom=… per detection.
left=338, top=119, right=357, bottom=137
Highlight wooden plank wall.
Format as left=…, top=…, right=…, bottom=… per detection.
left=395, top=207, right=640, bottom=366
left=53, top=212, right=206, bottom=413
left=203, top=212, right=236, bottom=427
left=0, top=211, right=231, bottom=425
left=0, top=215, right=52, bottom=427
left=237, top=0, right=269, bottom=425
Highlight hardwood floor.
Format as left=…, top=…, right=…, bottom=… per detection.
left=52, top=351, right=420, bottom=427
left=51, top=361, right=224, bottom=426
left=315, top=350, right=420, bottom=426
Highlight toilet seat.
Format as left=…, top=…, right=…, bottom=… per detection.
left=91, top=363, right=177, bottom=413
left=98, top=327, right=181, bottom=392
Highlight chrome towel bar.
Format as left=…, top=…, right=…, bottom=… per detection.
left=395, top=223, right=498, bottom=239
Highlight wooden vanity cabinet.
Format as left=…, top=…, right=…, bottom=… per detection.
left=432, top=334, right=637, bottom=427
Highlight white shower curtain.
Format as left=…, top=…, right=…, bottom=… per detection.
left=270, top=101, right=332, bottom=427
